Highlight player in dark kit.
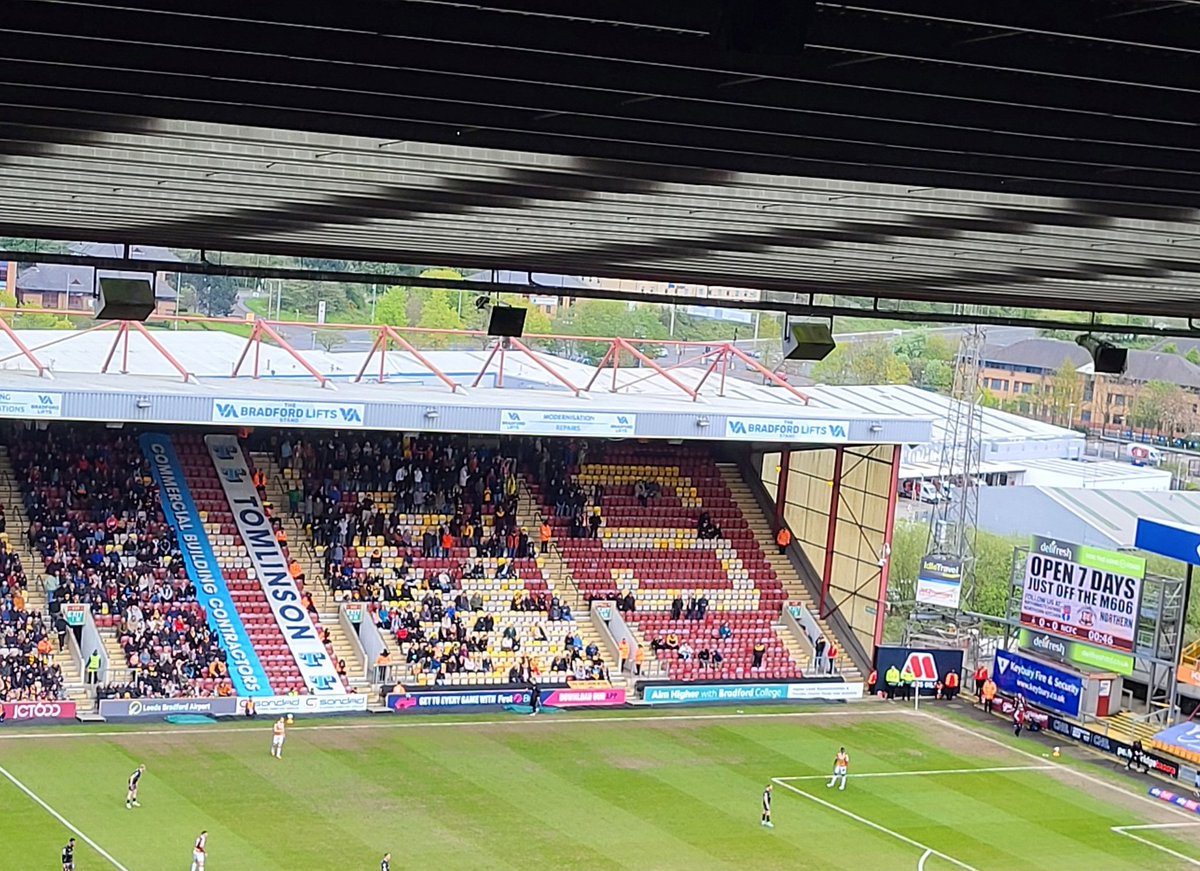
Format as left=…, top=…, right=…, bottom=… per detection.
left=760, top=783, right=774, bottom=828
left=126, top=763, right=145, bottom=808
left=61, top=838, right=75, bottom=870
left=381, top=852, right=392, bottom=871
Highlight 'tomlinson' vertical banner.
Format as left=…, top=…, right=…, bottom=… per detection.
left=205, top=434, right=345, bottom=695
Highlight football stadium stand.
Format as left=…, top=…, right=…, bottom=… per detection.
left=252, top=432, right=613, bottom=688
left=527, top=440, right=804, bottom=681
left=8, top=426, right=231, bottom=700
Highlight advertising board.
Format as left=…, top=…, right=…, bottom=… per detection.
left=239, top=695, right=368, bottom=717
left=211, top=399, right=365, bottom=428
left=541, top=688, right=626, bottom=708
left=993, top=649, right=1084, bottom=718
left=1, top=701, right=77, bottom=721
left=0, top=390, right=61, bottom=419
left=499, top=410, right=636, bottom=437
left=387, top=689, right=532, bottom=713
left=642, top=681, right=860, bottom=705
left=724, top=416, right=850, bottom=443
left=99, top=697, right=240, bottom=719
left=1047, top=714, right=1179, bottom=778
left=1020, top=536, right=1144, bottom=653
left=1017, top=628, right=1134, bottom=676
left=874, top=646, right=965, bottom=691
left=915, top=554, right=963, bottom=609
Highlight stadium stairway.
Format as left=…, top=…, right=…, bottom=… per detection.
left=251, top=450, right=367, bottom=690
left=717, top=464, right=862, bottom=683
left=0, top=447, right=91, bottom=709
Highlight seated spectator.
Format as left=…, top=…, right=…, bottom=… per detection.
left=679, top=641, right=694, bottom=662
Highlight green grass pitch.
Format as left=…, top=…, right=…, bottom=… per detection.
left=2, top=705, right=1199, bottom=870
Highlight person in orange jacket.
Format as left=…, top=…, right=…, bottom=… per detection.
left=973, top=664, right=988, bottom=696
left=981, top=678, right=997, bottom=713
left=776, top=526, right=792, bottom=554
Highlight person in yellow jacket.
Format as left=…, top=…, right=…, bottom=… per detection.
left=618, top=638, right=630, bottom=672
left=981, top=678, right=998, bottom=713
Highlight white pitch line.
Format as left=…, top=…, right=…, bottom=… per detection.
left=0, top=706, right=908, bottom=742
left=777, top=764, right=1053, bottom=782
left=912, top=710, right=1200, bottom=826
left=0, top=763, right=132, bottom=871
left=772, top=778, right=980, bottom=871
left=917, top=848, right=933, bottom=871
left=1111, top=827, right=1200, bottom=867
left=1114, top=822, right=1200, bottom=832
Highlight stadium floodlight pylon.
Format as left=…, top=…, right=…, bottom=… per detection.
left=923, top=325, right=985, bottom=618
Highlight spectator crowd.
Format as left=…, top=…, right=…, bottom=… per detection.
left=11, top=425, right=231, bottom=699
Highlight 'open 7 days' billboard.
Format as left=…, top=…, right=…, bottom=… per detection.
left=1020, top=536, right=1145, bottom=654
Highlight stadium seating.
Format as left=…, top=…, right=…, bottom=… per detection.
left=0, top=546, right=65, bottom=701
left=271, top=432, right=603, bottom=685
left=530, top=440, right=801, bottom=681
left=170, top=433, right=334, bottom=694
left=11, top=426, right=230, bottom=699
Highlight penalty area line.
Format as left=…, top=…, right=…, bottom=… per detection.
left=771, top=777, right=980, bottom=871
left=776, top=764, right=1053, bottom=782
left=0, top=762, right=132, bottom=871
left=1111, top=826, right=1200, bottom=868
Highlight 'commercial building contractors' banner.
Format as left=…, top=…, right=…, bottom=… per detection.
left=140, top=433, right=270, bottom=697
left=1020, top=536, right=1145, bottom=653
left=205, top=434, right=345, bottom=695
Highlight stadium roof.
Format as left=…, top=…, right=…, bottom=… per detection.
left=0, top=328, right=932, bottom=445
left=978, top=486, right=1200, bottom=552
left=801, top=383, right=1084, bottom=463
left=4, top=2, right=1200, bottom=319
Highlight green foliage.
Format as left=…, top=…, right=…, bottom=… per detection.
left=373, top=287, right=410, bottom=327
left=1189, top=348, right=1200, bottom=366
left=889, top=521, right=1016, bottom=617
left=1130, top=379, right=1194, bottom=433
left=811, top=339, right=912, bottom=386
left=1163, top=342, right=1179, bottom=354
left=414, top=289, right=465, bottom=348
left=552, top=299, right=667, bottom=364
left=188, top=276, right=240, bottom=317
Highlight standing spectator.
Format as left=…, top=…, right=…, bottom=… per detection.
left=981, top=677, right=997, bottom=713
left=973, top=663, right=988, bottom=696
left=86, top=649, right=101, bottom=685
left=618, top=637, right=629, bottom=673
left=943, top=669, right=959, bottom=700
left=867, top=668, right=877, bottom=696
left=815, top=635, right=827, bottom=671
left=884, top=662, right=901, bottom=699
left=670, top=595, right=683, bottom=621
left=751, top=641, right=766, bottom=669
left=539, top=521, right=552, bottom=554
left=900, top=662, right=916, bottom=701
left=634, top=645, right=644, bottom=676
left=826, top=643, right=838, bottom=674
left=776, top=526, right=792, bottom=554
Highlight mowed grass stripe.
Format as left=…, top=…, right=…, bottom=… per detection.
left=2, top=712, right=1198, bottom=870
